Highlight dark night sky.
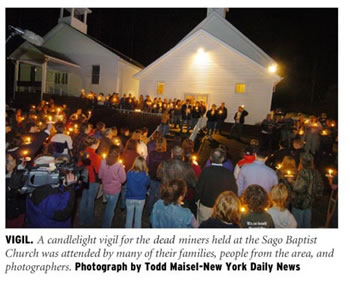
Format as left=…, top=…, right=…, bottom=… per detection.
left=5, top=8, right=338, bottom=115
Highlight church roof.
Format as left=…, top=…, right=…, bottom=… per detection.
left=181, top=11, right=276, bottom=68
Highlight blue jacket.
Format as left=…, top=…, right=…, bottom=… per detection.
left=26, top=184, right=76, bottom=228
left=150, top=199, right=194, bottom=228
left=126, top=171, right=150, bottom=200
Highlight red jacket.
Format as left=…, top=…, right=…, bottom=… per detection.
left=79, top=147, right=101, bottom=183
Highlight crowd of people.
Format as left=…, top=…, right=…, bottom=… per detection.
left=5, top=95, right=338, bottom=229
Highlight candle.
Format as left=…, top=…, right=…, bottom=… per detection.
left=113, top=138, right=120, bottom=146
left=68, top=127, right=73, bottom=132
left=24, top=137, right=31, bottom=144
left=331, top=123, right=335, bottom=127
left=219, top=110, right=223, bottom=114
left=298, top=129, right=304, bottom=135
left=48, top=116, right=52, bottom=122
left=102, top=153, right=107, bottom=159
left=284, top=170, right=294, bottom=178
left=74, top=124, right=78, bottom=129
left=326, top=169, right=334, bottom=178
left=118, top=159, right=123, bottom=164
left=22, top=150, right=29, bottom=157
left=275, top=164, right=282, bottom=170
left=312, top=123, right=318, bottom=127
left=240, top=207, right=246, bottom=213
left=57, top=107, right=61, bottom=114
left=321, top=130, right=328, bottom=136
left=192, top=155, right=198, bottom=166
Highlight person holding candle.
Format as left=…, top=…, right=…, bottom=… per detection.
left=78, top=136, right=101, bottom=226
left=50, top=122, right=73, bottom=159
left=260, top=114, right=274, bottom=150
left=230, top=105, right=248, bottom=140
left=181, top=99, right=192, bottom=133
left=267, top=183, right=297, bottom=228
left=125, top=156, right=150, bottom=228
left=190, top=101, right=202, bottom=130
left=120, top=139, right=140, bottom=210
left=172, top=101, right=182, bottom=129
left=206, top=104, right=217, bottom=136
left=304, top=115, right=321, bottom=155
left=215, top=102, right=228, bottom=135
left=159, top=110, right=170, bottom=137
left=96, top=128, right=115, bottom=157
left=98, top=145, right=126, bottom=228
left=291, top=153, right=324, bottom=228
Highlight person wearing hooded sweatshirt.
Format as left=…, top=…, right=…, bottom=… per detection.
left=125, top=156, right=150, bottom=228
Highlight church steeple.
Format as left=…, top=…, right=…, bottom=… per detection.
left=58, top=8, right=92, bottom=34
left=207, top=8, right=229, bottom=18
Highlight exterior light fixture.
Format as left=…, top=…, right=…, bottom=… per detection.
left=268, top=64, right=277, bottom=73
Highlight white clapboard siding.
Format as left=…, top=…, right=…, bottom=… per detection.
left=138, top=31, right=277, bottom=124
left=116, top=60, right=140, bottom=96
left=42, top=24, right=141, bottom=97
left=44, top=24, right=119, bottom=96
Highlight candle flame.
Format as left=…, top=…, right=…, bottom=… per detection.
left=102, top=153, right=107, bottom=159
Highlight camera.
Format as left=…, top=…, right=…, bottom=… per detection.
left=17, top=161, right=88, bottom=194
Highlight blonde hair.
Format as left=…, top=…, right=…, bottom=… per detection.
left=212, top=191, right=241, bottom=225
left=130, top=156, right=148, bottom=173
left=270, top=183, right=288, bottom=210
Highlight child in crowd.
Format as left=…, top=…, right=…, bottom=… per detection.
left=125, top=156, right=150, bottom=228
left=150, top=179, right=198, bottom=228
left=200, top=191, right=241, bottom=228
left=267, top=184, right=297, bottom=228
left=240, top=184, right=275, bottom=228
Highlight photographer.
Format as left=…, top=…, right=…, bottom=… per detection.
left=25, top=157, right=79, bottom=228
left=6, top=152, right=26, bottom=228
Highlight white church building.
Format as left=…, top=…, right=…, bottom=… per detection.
left=9, top=8, right=282, bottom=124
left=135, top=8, right=282, bottom=124
left=8, top=8, right=143, bottom=99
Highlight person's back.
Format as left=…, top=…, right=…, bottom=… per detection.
left=195, top=165, right=237, bottom=208
left=150, top=199, right=194, bottom=228
left=240, top=184, right=275, bottom=228
left=26, top=184, right=76, bottom=228
left=126, top=171, right=150, bottom=200
left=237, top=148, right=278, bottom=196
